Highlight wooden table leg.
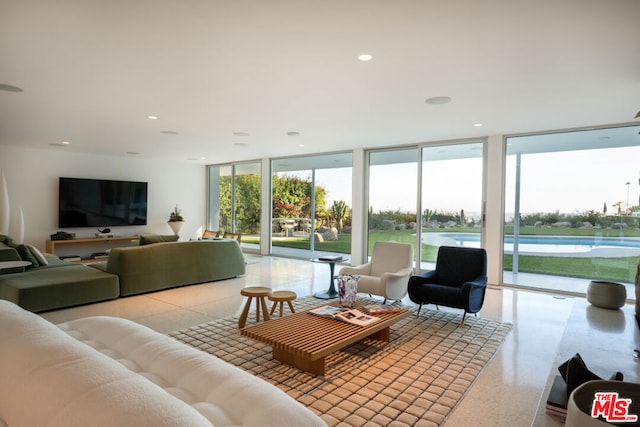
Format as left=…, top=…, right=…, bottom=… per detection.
left=272, top=347, right=325, bottom=376
left=367, top=326, right=390, bottom=342
left=238, top=296, right=253, bottom=328
left=259, top=297, right=270, bottom=321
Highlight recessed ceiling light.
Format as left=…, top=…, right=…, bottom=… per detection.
left=187, top=157, right=206, bottom=161
left=148, top=115, right=158, bottom=120
left=160, top=130, right=179, bottom=135
left=287, top=131, right=300, bottom=137
left=473, top=123, right=483, bottom=127
left=358, top=54, right=373, bottom=61
left=0, top=83, right=24, bottom=92
left=49, top=141, right=70, bottom=147
left=298, top=144, right=305, bottom=148
left=425, top=96, right=452, bottom=105
left=233, top=132, right=250, bottom=137
left=233, top=142, right=249, bottom=147
left=126, top=151, right=140, bottom=155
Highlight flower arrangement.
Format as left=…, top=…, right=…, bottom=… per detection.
left=169, top=205, right=184, bottom=222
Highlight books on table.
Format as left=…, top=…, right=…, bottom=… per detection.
left=361, top=303, right=403, bottom=315
left=309, top=305, right=379, bottom=326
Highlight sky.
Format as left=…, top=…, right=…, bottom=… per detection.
left=505, top=147, right=639, bottom=216
left=314, top=145, right=640, bottom=218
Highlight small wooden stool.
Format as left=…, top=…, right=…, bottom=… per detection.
left=238, top=286, right=271, bottom=328
left=268, top=290, right=297, bottom=317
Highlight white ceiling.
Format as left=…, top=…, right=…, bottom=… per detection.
left=1, top=0, right=639, bottom=165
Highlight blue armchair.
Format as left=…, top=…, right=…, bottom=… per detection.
left=408, top=246, right=487, bottom=326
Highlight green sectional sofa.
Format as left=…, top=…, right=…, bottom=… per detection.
left=91, top=239, right=246, bottom=296
left=0, top=242, right=120, bottom=312
left=0, top=237, right=246, bottom=312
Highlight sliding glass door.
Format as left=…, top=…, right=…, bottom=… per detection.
left=504, top=125, right=640, bottom=297
left=367, top=141, right=484, bottom=269
left=271, top=152, right=352, bottom=259
left=367, top=149, right=419, bottom=258
left=420, top=142, right=484, bottom=269
left=208, top=161, right=261, bottom=250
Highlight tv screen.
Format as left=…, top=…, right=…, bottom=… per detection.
left=58, top=177, right=148, bottom=228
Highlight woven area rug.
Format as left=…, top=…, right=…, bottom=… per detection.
left=169, top=297, right=512, bottom=427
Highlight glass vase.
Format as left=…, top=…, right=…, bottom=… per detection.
left=336, top=274, right=359, bottom=308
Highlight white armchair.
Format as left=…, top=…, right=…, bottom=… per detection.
left=339, top=241, right=414, bottom=302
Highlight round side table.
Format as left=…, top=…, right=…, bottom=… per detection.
left=311, top=257, right=345, bottom=299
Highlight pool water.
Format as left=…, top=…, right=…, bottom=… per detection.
left=425, top=233, right=640, bottom=254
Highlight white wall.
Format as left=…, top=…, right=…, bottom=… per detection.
left=0, top=145, right=206, bottom=252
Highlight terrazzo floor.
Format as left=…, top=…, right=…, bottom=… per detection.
left=39, top=255, right=639, bottom=426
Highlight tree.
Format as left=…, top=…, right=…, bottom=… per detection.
left=423, top=208, right=435, bottom=223
left=271, top=174, right=327, bottom=220
left=613, top=201, right=623, bottom=215
left=218, top=173, right=328, bottom=233
left=219, top=174, right=261, bottom=233
left=331, top=200, right=349, bottom=233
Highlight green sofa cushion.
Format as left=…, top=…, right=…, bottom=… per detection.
left=0, top=263, right=119, bottom=312
left=0, top=242, right=24, bottom=274
left=25, top=244, right=48, bottom=266
left=15, top=245, right=38, bottom=268
left=139, top=234, right=179, bottom=245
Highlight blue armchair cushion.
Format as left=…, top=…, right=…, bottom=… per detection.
left=408, top=246, right=488, bottom=315
left=435, top=246, right=487, bottom=286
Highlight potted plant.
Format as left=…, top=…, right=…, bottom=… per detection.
left=169, top=205, right=184, bottom=222
left=168, top=205, right=184, bottom=235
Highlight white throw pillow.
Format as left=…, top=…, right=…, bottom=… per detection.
left=26, top=244, right=48, bottom=266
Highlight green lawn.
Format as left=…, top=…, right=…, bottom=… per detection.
left=244, top=227, right=640, bottom=283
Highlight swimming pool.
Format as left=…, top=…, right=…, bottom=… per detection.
left=422, top=232, right=640, bottom=255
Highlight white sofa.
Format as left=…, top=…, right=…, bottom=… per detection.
left=0, top=300, right=326, bottom=427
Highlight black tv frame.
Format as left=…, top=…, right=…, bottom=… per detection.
left=58, top=177, right=148, bottom=228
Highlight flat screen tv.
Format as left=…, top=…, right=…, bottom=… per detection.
left=58, top=177, right=148, bottom=228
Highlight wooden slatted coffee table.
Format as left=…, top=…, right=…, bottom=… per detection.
left=240, top=301, right=411, bottom=375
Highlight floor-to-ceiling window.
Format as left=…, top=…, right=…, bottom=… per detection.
left=207, top=161, right=261, bottom=250
left=420, top=141, right=484, bottom=269
left=271, top=152, right=352, bottom=259
left=367, top=141, right=485, bottom=268
left=367, top=148, right=419, bottom=259
left=504, top=125, right=640, bottom=297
